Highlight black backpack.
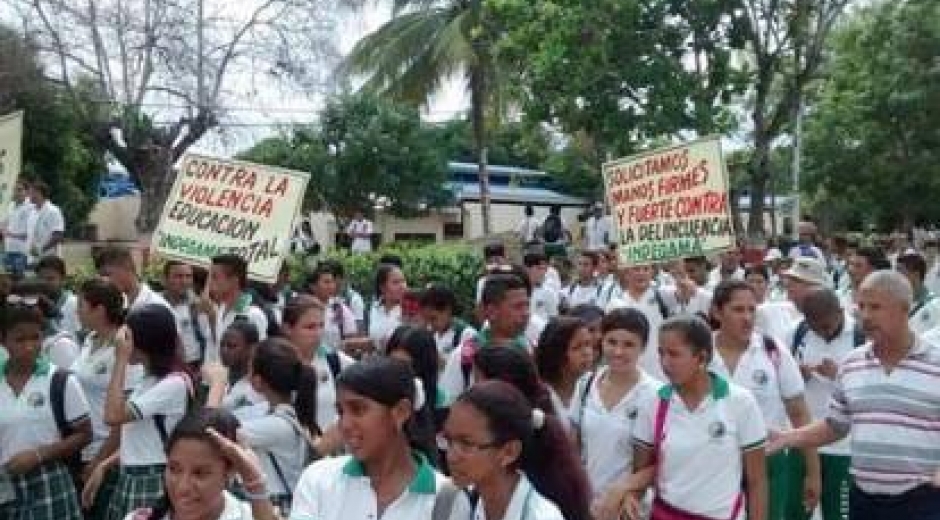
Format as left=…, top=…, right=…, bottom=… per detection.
left=50, top=369, right=83, bottom=482
left=542, top=215, right=563, bottom=243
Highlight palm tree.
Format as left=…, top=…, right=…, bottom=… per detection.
left=343, top=0, right=500, bottom=234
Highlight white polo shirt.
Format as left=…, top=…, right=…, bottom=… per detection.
left=124, top=490, right=252, bottom=520
left=54, top=291, right=81, bottom=338
left=633, top=375, right=766, bottom=520
left=908, top=291, right=940, bottom=335
left=221, top=377, right=267, bottom=422
left=71, top=333, right=143, bottom=461
left=368, top=301, right=402, bottom=351
left=129, top=283, right=174, bottom=314
left=606, top=286, right=681, bottom=381
left=4, top=200, right=34, bottom=254
left=27, top=200, right=64, bottom=257
left=0, top=360, right=90, bottom=465
left=569, top=368, right=661, bottom=497
left=530, top=285, right=560, bottom=321
left=43, top=331, right=80, bottom=370
left=167, top=299, right=215, bottom=364
left=448, top=472, right=564, bottom=520
left=433, top=322, right=477, bottom=360
left=290, top=453, right=448, bottom=520
left=313, top=347, right=355, bottom=429
left=564, top=281, right=601, bottom=308
left=121, top=373, right=190, bottom=466
left=755, top=300, right=802, bottom=344
left=213, top=295, right=269, bottom=353
left=784, top=319, right=859, bottom=456
left=346, top=219, right=374, bottom=253
left=710, top=332, right=805, bottom=430
left=322, top=299, right=358, bottom=350
left=239, top=403, right=307, bottom=497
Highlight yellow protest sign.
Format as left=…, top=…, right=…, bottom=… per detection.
left=602, top=136, right=735, bottom=266
left=152, top=154, right=310, bottom=282
left=0, top=111, right=24, bottom=219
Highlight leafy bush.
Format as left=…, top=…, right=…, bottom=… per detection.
left=320, top=242, right=484, bottom=318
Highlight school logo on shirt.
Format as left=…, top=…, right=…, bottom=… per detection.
left=234, top=395, right=251, bottom=408
left=627, top=407, right=638, bottom=420
left=752, top=369, right=769, bottom=387
left=27, top=392, right=45, bottom=408
left=708, top=421, right=727, bottom=439
left=95, top=360, right=109, bottom=375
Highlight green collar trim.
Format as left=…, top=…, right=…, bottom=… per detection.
left=658, top=372, right=729, bottom=401
left=341, top=451, right=437, bottom=494
left=477, top=327, right=528, bottom=351
left=234, top=292, right=253, bottom=314
left=0, top=355, right=51, bottom=377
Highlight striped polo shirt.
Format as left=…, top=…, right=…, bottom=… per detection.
left=828, top=334, right=940, bottom=495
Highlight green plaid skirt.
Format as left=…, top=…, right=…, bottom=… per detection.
left=0, top=461, right=82, bottom=520
left=105, top=465, right=165, bottom=520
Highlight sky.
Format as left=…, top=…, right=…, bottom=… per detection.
left=190, top=2, right=469, bottom=157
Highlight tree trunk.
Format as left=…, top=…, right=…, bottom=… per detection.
left=124, top=145, right=177, bottom=234
left=470, top=66, right=491, bottom=236
left=746, top=132, right=772, bottom=244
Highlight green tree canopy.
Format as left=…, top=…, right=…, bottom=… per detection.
left=802, top=0, right=940, bottom=230
left=0, top=27, right=103, bottom=233
left=239, top=93, right=451, bottom=220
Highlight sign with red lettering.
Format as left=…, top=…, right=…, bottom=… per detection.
left=152, top=154, right=310, bottom=282
left=602, top=136, right=734, bottom=265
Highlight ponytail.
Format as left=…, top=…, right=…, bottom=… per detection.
left=252, top=338, right=319, bottom=434
left=458, top=381, right=592, bottom=520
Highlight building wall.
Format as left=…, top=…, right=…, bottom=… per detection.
left=461, top=202, right=584, bottom=240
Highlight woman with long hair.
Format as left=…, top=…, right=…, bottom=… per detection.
left=288, top=357, right=449, bottom=520
left=534, top=317, right=595, bottom=415
left=83, top=304, right=192, bottom=520
left=0, top=304, right=92, bottom=520
left=367, top=264, right=408, bottom=351
left=444, top=380, right=592, bottom=520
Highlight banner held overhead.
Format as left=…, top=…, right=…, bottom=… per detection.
left=152, top=154, right=310, bottom=283
left=602, top=136, right=735, bottom=266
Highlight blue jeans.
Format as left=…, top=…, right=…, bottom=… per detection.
left=4, top=252, right=26, bottom=279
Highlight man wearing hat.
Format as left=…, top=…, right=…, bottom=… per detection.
left=757, top=256, right=831, bottom=343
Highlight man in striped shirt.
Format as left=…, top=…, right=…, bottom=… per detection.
left=770, top=270, right=940, bottom=520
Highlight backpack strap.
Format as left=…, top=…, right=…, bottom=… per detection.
left=653, top=289, right=670, bottom=320
left=575, top=372, right=597, bottom=454
left=791, top=320, right=810, bottom=360
left=449, top=320, right=467, bottom=354
left=459, top=334, right=481, bottom=391
left=762, top=334, right=781, bottom=371
left=154, top=372, right=196, bottom=450
left=651, top=396, right=670, bottom=494
left=325, top=351, right=342, bottom=381
left=154, top=414, right=170, bottom=450
left=852, top=324, right=867, bottom=347
left=431, top=481, right=461, bottom=520
left=187, top=302, right=208, bottom=363
left=50, top=368, right=72, bottom=438
left=267, top=452, right=293, bottom=501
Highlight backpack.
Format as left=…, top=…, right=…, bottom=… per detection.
left=267, top=407, right=320, bottom=502
left=50, top=369, right=83, bottom=481
left=791, top=320, right=867, bottom=359
left=542, top=215, right=563, bottom=243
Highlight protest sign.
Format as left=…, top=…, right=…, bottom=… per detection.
left=152, top=154, right=309, bottom=282
left=602, top=136, right=734, bottom=266
left=0, top=111, right=24, bottom=220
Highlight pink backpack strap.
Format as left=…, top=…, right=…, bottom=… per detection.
left=652, top=395, right=670, bottom=494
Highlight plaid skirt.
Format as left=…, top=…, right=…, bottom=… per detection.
left=105, top=465, right=166, bottom=520
left=0, top=461, right=82, bottom=520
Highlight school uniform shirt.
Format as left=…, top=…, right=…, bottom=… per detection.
left=925, top=261, right=940, bottom=296
left=0, top=359, right=90, bottom=465
left=4, top=199, right=34, bottom=254
left=346, top=219, right=374, bottom=253
left=313, top=346, right=356, bottom=428
left=340, top=288, right=366, bottom=325
left=516, top=215, right=541, bottom=244
left=908, top=290, right=940, bottom=335
left=433, top=322, right=478, bottom=360
left=569, top=368, right=661, bottom=497
left=709, top=332, right=805, bottom=430
left=633, top=375, right=766, bottom=520
left=168, top=299, right=215, bottom=364
left=783, top=319, right=859, bottom=456
left=121, top=373, right=190, bottom=466
left=368, top=301, right=402, bottom=351
left=606, top=286, right=683, bottom=381
left=220, top=377, right=268, bottom=423
left=448, top=472, right=564, bottom=520
left=530, top=284, right=560, bottom=321
left=54, top=290, right=81, bottom=338
left=563, top=280, right=601, bottom=308
left=71, top=333, right=144, bottom=461
left=238, top=404, right=307, bottom=498
left=322, top=298, right=358, bottom=350
left=27, top=200, right=65, bottom=258
left=290, top=452, right=449, bottom=520
left=440, top=329, right=532, bottom=406
left=213, top=296, right=269, bottom=354
left=544, top=267, right=562, bottom=293
left=584, top=215, right=614, bottom=251
left=129, top=283, right=174, bottom=314
left=43, top=331, right=80, bottom=370
left=706, top=266, right=745, bottom=291
left=122, top=490, right=252, bottom=520
left=755, top=300, right=802, bottom=344
left=595, top=274, right=620, bottom=310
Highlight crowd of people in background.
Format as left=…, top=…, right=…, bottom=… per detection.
left=1, top=205, right=939, bottom=520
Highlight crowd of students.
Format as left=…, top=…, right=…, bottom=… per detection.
left=1, top=227, right=939, bottom=520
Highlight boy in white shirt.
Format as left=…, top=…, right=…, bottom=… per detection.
left=524, top=251, right=560, bottom=321
left=26, top=180, right=65, bottom=262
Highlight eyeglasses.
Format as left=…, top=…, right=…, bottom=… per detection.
left=6, top=295, right=40, bottom=306
left=440, top=435, right=500, bottom=455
